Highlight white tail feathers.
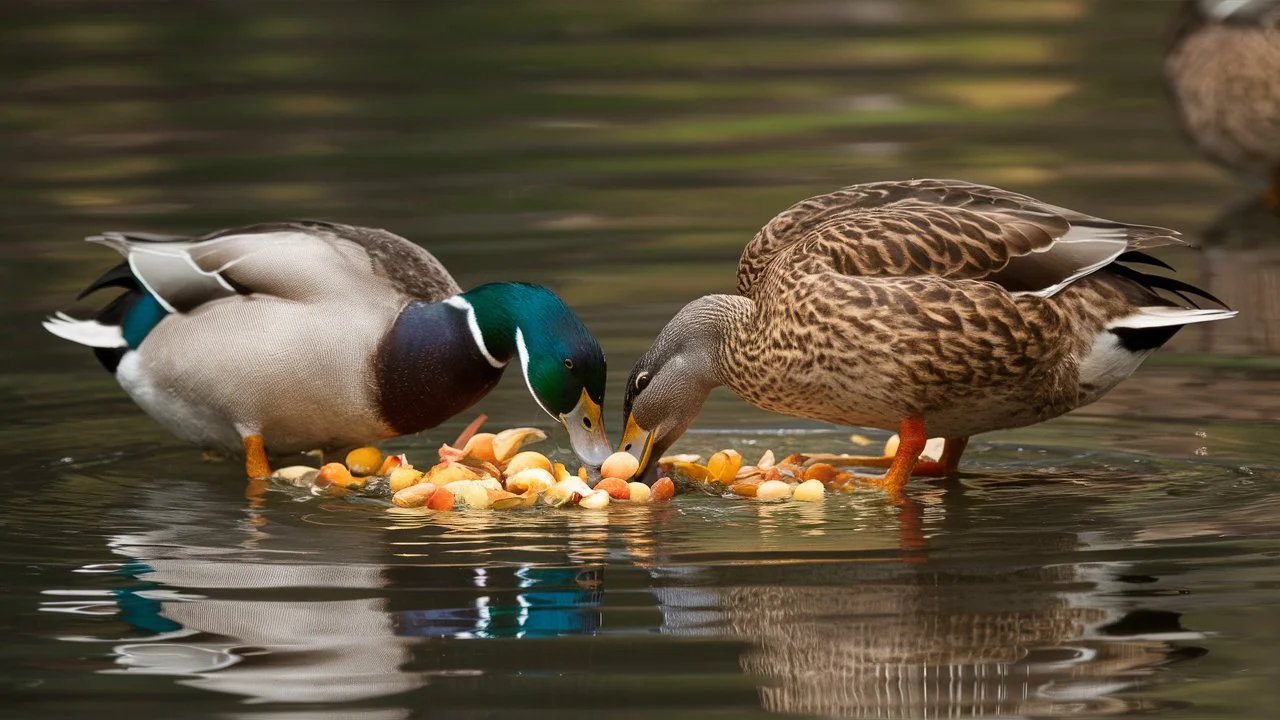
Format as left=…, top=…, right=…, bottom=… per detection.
left=42, top=312, right=126, bottom=348
left=1107, top=306, right=1238, bottom=330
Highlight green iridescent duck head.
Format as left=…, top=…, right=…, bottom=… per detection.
left=458, top=282, right=611, bottom=467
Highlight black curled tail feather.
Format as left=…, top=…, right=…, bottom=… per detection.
left=81, top=261, right=143, bottom=373
left=77, top=260, right=138, bottom=300
left=1110, top=254, right=1229, bottom=309
left=1106, top=253, right=1235, bottom=352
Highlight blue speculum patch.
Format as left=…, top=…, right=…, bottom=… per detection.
left=122, top=292, right=167, bottom=348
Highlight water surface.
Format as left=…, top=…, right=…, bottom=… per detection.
left=3, top=1, right=1279, bottom=718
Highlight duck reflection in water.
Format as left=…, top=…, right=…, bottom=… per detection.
left=48, top=479, right=605, bottom=706
left=640, top=493, right=1208, bottom=718
left=392, top=566, right=603, bottom=640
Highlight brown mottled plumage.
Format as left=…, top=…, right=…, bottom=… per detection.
left=619, top=180, right=1236, bottom=494
left=1165, top=0, right=1280, bottom=205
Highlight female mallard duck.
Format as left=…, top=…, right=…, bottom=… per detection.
left=1165, top=0, right=1280, bottom=208
left=43, top=221, right=613, bottom=478
left=617, top=180, right=1236, bottom=494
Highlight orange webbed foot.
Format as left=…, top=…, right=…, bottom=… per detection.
left=243, top=434, right=271, bottom=480
left=842, top=423, right=970, bottom=499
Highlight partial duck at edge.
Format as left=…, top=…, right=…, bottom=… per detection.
left=1166, top=0, right=1280, bottom=209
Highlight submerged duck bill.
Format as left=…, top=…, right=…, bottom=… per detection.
left=618, top=414, right=655, bottom=480
left=560, top=390, right=612, bottom=468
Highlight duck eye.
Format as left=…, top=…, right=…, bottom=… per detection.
left=563, top=358, right=575, bottom=370
left=634, top=372, right=651, bottom=392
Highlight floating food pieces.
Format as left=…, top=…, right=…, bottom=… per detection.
left=659, top=432, right=947, bottom=502
left=295, top=424, right=952, bottom=513
left=392, top=481, right=439, bottom=508
left=595, top=477, right=631, bottom=500
left=504, top=451, right=552, bottom=476
left=755, top=479, right=793, bottom=502
left=600, top=451, right=639, bottom=480
left=505, top=467, right=555, bottom=494
left=314, top=462, right=364, bottom=490
left=628, top=482, right=651, bottom=503
left=793, top=479, right=825, bottom=502
left=578, top=489, right=611, bottom=510
left=271, top=465, right=319, bottom=487
left=388, top=465, right=424, bottom=493
left=491, top=427, right=548, bottom=463
left=345, top=447, right=383, bottom=477
left=543, top=477, right=592, bottom=507
left=424, top=462, right=479, bottom=486
left=487, top=489, right=527, bottom=510
left=706, top=450, right=741, bottom=484
left=377, top=453, right=408, bottom=476
left=427, top=486, right=455, bottom=511
left=283, top=417, right=676, bottom=513
left=651, top=477, right=675, bottom=502
left=671, top=461, right=711, bottom=483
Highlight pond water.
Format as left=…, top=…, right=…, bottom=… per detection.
left=3, top=1, right=1279, bottom=718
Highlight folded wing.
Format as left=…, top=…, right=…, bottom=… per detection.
left=736, top=179, right=1184, bottom=298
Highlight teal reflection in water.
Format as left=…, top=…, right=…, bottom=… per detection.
left=394, top=567, right=604, bottom=639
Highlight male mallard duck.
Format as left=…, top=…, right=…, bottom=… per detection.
left=43, top=221, right=613, bottom=478
left=1165, top=0, right=1280, bottom=208
left=617, top=180, right=1236, bottom=494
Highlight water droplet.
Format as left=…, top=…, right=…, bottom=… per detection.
left=1194, top=430, right=1208, bottom=439
left=1194, top=447, right=1209, bottom=456
left=1236, top=466, right=1255, bottom=476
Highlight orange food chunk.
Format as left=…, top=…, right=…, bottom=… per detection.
left=651, top=477, right=675, bottom=502
left=595, top=477, right=631, bottom=500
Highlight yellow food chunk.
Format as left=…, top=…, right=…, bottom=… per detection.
left=388, top=466, right=424, bottom=493
left=316, top=462, right=364, bottom=489
left=344, top=447, right=384, bottom=477
left=491, top=427, right=548, bottom=462
left=793, top=479, right=825, bottom=502
left=424, top=462, right=480, bottom=486
left=578, top=489, right=611, bottom=509
left=706, top=450, right=742, bottom=484
left=671, top=461, right=710, bottom=482
left=505, top=468, right=555, bottom=494
left=487, top=489, right=526, bottom=510
left=461, top=432, right=496, bottom=462
left=755, top=480, right=793, bottom=501
left=504, top=451, right=552, bottom=477
left=392, top=481, right=438, bottom=508
left=601, top=452, right=640, bottom=480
